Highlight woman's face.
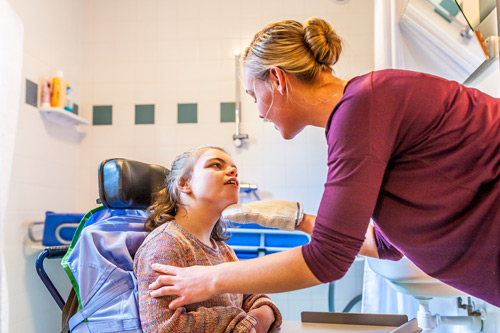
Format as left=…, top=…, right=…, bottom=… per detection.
left=186, top=148, right=239, bottom=211
left=243, top=66, right=305, bottom=140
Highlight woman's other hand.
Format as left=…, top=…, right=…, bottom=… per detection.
left=248, top=305, right=275, bottom=333
left=149, top=264, right=216, bottom=309
left=222, top=199, right=304, bottom=231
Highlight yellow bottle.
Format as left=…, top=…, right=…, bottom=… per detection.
left=50, top=70, right=66, bottom=108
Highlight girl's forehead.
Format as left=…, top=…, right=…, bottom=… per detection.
left=197, top=148, right=233, bottom=164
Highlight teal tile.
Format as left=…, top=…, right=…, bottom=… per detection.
left=440, top=0, right=460, bottom=16
left=135, top=104, right=155, bottom=124
left=177, top=103, right=197, bottom=123
left=220, top=102, right=236, bottom=123
left=25, top=79, right=38, bottom=107
left=435, top=0, right=460, bottom=22
left=93, top=105, right=112, bottom=125
left=73, top=103, right=79, bottom=115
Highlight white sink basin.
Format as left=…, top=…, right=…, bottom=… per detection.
left=367, top=257, right=467, bottom=298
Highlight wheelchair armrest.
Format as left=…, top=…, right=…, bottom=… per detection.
left=36, top=246, right=70, bottom=310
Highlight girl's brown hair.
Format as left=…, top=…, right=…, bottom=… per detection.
left=144, top=145, right=230, bottom=241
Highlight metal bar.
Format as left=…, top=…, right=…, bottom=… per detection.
left=226, top=228, right=310, bottom=237
left=233, top=52, right=248, bottom=146
left=35, top=246, right=69, bottom=310
left=235, top=53, right=241, bottom=137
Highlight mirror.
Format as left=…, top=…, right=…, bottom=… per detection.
left=455, top=0, right=498, bottom=58
left=455, top=0, right=496, bottom=30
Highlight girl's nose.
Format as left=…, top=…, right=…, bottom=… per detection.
left=227, top=166, right=238, bottom=177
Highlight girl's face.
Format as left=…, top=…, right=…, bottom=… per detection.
left=186, top=148, right=239, bottom=211
left=243, top=66, right=305, bottom=140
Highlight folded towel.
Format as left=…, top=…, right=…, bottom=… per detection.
left=222, top=199, right=304, bottom=231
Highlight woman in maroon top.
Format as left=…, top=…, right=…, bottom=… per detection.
left=147, top=18, right=500, bottom=308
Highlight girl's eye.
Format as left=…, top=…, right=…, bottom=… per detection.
left=211, top=163, right=222, bottom=168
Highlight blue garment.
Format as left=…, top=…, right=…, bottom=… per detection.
left=61, top=207, right=149, bottom=332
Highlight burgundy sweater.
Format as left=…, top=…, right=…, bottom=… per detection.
left=302, top=69, right=500, bottom=306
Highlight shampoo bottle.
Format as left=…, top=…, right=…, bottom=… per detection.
left=50, top=70, right=66, bottom=108
left=64, top=83, right=73, bottom=112
left=41, top=80, right=51, bottom=108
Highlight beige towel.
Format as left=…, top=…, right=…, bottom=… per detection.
left=222, top=200, right=304, bottom=231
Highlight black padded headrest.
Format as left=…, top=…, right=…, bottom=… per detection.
left=98, top=158, right=169, bottom=210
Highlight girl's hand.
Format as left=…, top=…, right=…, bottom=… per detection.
left=248, top=306, right=275, bottom=333
left=149, top=264, right=216, bottom=309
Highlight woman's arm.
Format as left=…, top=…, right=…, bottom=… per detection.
left=296, top=213, right=315, bottom=234
left=136, top=234, right=260, bottom=332
left=298, top=214, right=378, bottom=258
left=150, top=246, right=321, bottom=309
left=359, top=225, right=379, bottom=258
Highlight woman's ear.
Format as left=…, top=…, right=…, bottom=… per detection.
left=269, top=67, right=286, bottom=95
left=177, top=177, right=192, bottom=194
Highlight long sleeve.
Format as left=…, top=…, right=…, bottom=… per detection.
left=134, top=223, right=262, bottom=332
left=242, top=294, right=282, bottom=332
left=373, top=225, right=403, bottom=260
left=304, top=69, right=500, bottom=306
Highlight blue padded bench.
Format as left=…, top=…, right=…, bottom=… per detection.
left=226, top=222, right=311, bottom=259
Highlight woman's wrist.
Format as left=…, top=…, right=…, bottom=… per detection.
left=296, top=214, right=315, bottom=235
left=209, top=264, right=222, bottom=295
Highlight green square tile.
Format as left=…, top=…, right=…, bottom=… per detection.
left=177, top=103, right=197, bottom=123
left=439, top=0, right=460, bottom=16
left=135, top=104, right=155, bottom=124
left=25, top=79, right=38, bottom=107
left=220, top=102, right=236, bottom=123
left=93, top=105, right=112, bottom=125
left=73, top=103, right=79, bottom=115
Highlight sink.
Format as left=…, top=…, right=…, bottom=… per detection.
left=367, top=257, right=467, bottom=298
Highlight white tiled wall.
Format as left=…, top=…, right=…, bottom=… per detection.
left=73, top=1, right=375, bottom=322
left=5, top=0, right=376, bottom=331
left=75, top=0, right=376, bottom=214
left=5, top=1, right=84, bottom=332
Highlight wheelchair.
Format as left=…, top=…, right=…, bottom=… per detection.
left=36, top=158, right=167, bottom=332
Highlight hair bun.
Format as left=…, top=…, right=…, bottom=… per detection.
left=303, top=18, right=342, bottom=67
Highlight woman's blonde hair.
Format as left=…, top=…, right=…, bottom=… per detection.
left=144, top=145, right=230, bottom=241
left=242, top=18, right=342, bottom=84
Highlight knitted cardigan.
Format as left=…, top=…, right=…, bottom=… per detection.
left=134, top=221, right=282, bottom=332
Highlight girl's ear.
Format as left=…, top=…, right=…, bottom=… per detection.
left=269, top=67, right=286, bottom=95
left=177, top=177, right=192, bottom=194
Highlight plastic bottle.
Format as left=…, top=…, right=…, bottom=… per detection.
left=50, top=70, right=66, bottom=108
left=41, top=80, right=51, bottom=108
left=64, top=83, right=73, bottom=112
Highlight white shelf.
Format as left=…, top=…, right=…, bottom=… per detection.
left=39, top=107, right=89, bottom=126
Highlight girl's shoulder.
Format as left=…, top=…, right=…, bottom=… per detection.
left=139, top=222, right=183, bottom=250
left=214, top=240, right=239, bottom=262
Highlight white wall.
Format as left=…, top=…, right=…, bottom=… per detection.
left=74, top=0, right=374, bottom=322
left=0, top=1, right=23, bottom=331
left=5, top=1, right=84, bottom=332
left=75, top=0, right=375, bottom=213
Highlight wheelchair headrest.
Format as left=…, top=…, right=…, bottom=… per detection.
left=98, top=158, right=169, bottom=210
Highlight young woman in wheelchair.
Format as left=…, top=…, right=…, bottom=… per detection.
left=134, top=145, right=282, bottom=333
